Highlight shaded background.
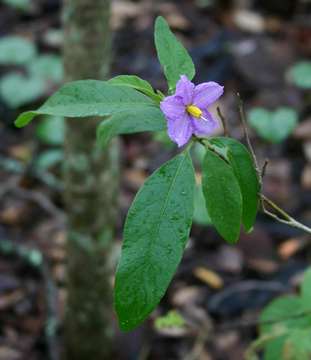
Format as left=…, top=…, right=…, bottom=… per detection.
left=0, top=0, right=311, bottom=359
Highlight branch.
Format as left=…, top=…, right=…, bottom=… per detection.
left=261, top=194, right=311, bottom=235
left=236, top=94, right=311, bottom=236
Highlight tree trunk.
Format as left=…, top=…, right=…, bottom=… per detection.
left=62, top=1, right=118, bottom=358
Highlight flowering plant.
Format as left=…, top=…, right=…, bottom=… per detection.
left=14, top=16, right=310, bottom=332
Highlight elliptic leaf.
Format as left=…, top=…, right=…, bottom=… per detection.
left=14, top=80, right=156, bottom=127
left=154, top=16, right=195, bottom=91
left=115, top=152, right=195, bottom=331
left=97, top=107, right=166, bottom=148
left=108, top=75, right=161, bottom=103
left=210, top=137, right=260, bottom=232
left=202, top=149, right=242, bottom=243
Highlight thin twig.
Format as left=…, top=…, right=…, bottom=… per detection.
left=217, top=106, right=229, bottom=137
left=261, top=159, right=269, bottom=179
left=261, top=194, right=311, bottom=234
left=237, top=93, right=261, bottom=180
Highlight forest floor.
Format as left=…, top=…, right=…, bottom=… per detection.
left=0, top=0, right=310, bottom=359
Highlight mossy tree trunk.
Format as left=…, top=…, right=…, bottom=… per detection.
left=62, top=0, right=118, bottom=358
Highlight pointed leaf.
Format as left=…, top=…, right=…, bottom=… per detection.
left=15, top=80, right=156, bottom=127
left=210, top=137, right=260, bottom=232
left=115, top=152, right=195, bottom=331
left=108, top=75, right=161, bottom=103
left=202, top=149, right=242, bottom=243
left=154, top=16, right=195, bottom=91
left=97, top=107, right=166, bottom=148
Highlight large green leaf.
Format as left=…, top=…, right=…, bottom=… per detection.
left=14, top=80, right=156, bottom=127
left=210, top=137, right=260, bottom=232
left=248, top=107, right=298, bottom=143
left=108, top=75, right=161, bottom=103
left=202, top=149, right=242, bottom=243
left=115, top=152, right=195, bottom=331
left=0, top=36, right=36, bottom=65
left=97, top=107, right=166, bottom=148
left=154, top=16, right=195, bottom=91
left=260, top=295, right=311, bottom=360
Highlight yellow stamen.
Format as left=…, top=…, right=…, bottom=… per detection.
left=186, top=105, right=202, bottom=118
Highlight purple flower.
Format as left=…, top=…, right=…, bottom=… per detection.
left=160, top=75, right=224, bottom=147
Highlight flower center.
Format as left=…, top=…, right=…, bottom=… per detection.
left=186, top=105, right=202, bottom=118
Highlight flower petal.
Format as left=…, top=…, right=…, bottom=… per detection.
left=160, top=95, right=186, bottom=121
left=167, top=113, right=193, bottom=147
left=175, top=75, right=195, bottom=106
left=193, top=81, right=224, bottom=109
left=191, top=110, right=219, bottom=137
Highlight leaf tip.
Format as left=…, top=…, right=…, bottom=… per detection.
left=14, top=111, right=36, bottom=128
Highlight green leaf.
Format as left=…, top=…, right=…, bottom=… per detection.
left=108, top=75, right=161, bottom=103
left=301, top=267, right=311, bottom=310
left=263, top=336, right=287, bottom=360
left=115, top=152, right=195, bottom=331
left=260, top=296, right=307, bottom=335
left=97, top=107, right=166, bottom=148
left=36, top=116, right=65, bottom=145
left=283, top=328, right=311, bottom=360
left=0, top=73, right=45, bottom=108
left=193, top=184, right=211, bottom=225
left=202, top=149, right=242, bottom=243
left=154, top=16, right=195, bottom=91
left=0, top=36, right=36, bottom=65
left=28, top=55, right=63, bottom=83
left=1, top=0, right=31, bottom=10
left=14, top=80, right=156, bottom=127
left=210, top=137, right=260, bottom=232
left=155, top=310, right=185, bottom=329
left=288, top=61, right=311, bottom=89
left=248, top=107, right=298, bottom=143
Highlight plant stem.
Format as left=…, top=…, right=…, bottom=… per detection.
left=261, top=194, right=311, bottom=235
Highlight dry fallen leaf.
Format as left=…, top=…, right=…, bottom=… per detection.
left=193, top=267, right=224, bottom=289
